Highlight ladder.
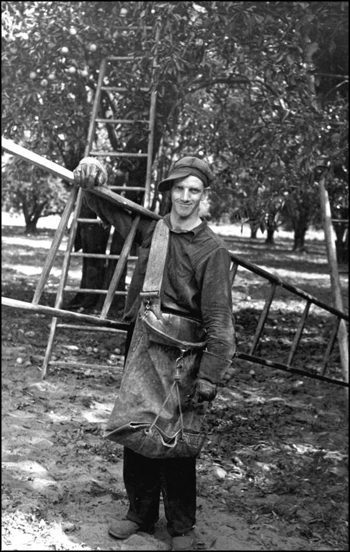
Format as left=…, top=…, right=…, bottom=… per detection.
left=1, top=136, right=348, bottom=389
left=40, top=25, right=160, bottom=378
left=228, top=252, right=348, bottom=388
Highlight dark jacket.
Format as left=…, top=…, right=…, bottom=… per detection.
left=83, top=192, right=236, bottom=384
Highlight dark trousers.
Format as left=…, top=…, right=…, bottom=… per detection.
left=123, top=446, right=196, bottom=537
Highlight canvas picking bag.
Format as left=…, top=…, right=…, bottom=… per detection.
left=104, top=219, right=208, bottom=458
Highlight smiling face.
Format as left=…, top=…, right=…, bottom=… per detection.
left=170, top=175, right=208, bottom=230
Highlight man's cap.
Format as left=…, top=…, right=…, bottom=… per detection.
left=158, top=156, right=214, bottom=192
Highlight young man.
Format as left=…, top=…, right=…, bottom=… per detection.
left=73, top=156, right=236, bottom=551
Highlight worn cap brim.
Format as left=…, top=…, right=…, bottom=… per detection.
left=158, top=167, right=210, bottom=192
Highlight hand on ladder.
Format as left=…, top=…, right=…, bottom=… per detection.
left=74, top=157, right=108, bottom=189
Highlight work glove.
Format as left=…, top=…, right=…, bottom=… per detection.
left=192, top=378, right=217, bottom=403
left=73, top=157, right=108, bottom=189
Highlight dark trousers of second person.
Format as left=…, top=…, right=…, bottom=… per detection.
left=123, top=446, right=196, bottom=537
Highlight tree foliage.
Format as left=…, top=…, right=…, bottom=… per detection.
left=2, top=148, right=69, bottom=233
left=2, top=1, right=348, bottom=250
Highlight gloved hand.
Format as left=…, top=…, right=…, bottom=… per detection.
left=192, top=378, right=217, bottom=403
left=73, top=157, right=108, bottom=189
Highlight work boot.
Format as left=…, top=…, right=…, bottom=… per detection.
left=108, top=519, right=140, bottom=539
left=108, top=518, right=155, bottom=540
left=172, top=529, right=206, bottom=551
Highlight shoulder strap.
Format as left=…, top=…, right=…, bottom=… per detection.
left=141, top=218, right=169, bottom=300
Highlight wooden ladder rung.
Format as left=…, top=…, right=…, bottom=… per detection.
left=90, top=151, right=148, bottom=157
left=287, top=301, right=311, bottom=366
left=57, top=323, right=127, bottom=333
left=250, top=283, right=277, bottom=355
left=76, top=218, right=103, bottom=224
left=110, top=186, right=146, bottom=191
left=321, top=318, right=341, bottom=375
left=32, top=187, right=79, bottom=305
left=70, top=252, right=137, bottom=260
left=101, top=87, right=149, bottom=92
left=70, top=252, right=120, bottom=259
left=63, top=288, right=127, bottom=295
left=95, top=118, right=149, bottom=123
left=105, top=56, right=136, bottom=61
left=230, top=261, right=239, bottom=285
left=49, top=360, right=124, bottom=370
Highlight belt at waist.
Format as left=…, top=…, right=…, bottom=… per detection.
left=161, top=305, right=202, bottom=325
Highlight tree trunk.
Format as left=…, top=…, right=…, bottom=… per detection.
left=265, top=228, right=275, bottom=245
left=284, top=199, right=310, bottom=253
left=333, top=221, right=349, bottom=264
left=22, top=197, right=44, bottom=234
left=292, top=225, right=307, bottom=252
left=249, top=223, right=258, bottom=239
left=25, top=218, right=40, bottom=234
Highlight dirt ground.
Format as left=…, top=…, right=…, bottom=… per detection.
left=1, top=223, right=348, bottom=551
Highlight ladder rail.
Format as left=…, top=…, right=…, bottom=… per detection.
left=236, top=352, right=348, bottom=388
left=321, top=318, right=341, bottom=376
left=85, top=58, right=107, bottom=154
left=41, top=187, right=87, bottom=378
left=32, top=187, right=78, bottom=305
left=55, top=189, right=86, bottom=310
left=229, top=261, right=239, bottom=286
left=144, top=23, right=161, bottom=209
left=42, top=54, right=110, bottom=373
left=100, top=216, right=141, bottom=319
left=228, top=250, right=349, bottom=321
left=144, top=89, right=157, bottom=209
left=2, top=297, right=128, bottom=330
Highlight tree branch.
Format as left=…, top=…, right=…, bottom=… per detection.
left=188, top=75, right=251, bottom=93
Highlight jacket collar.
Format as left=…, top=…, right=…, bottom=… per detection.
left=163, top=213, right=207, bottom=236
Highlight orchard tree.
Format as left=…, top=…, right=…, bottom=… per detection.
left=2, top=148, right=68, bottom=233
left=2, top=1, right=348, bottom=301
left=161, top=2, right=348, bottom=250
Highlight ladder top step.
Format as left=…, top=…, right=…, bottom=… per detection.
left=110, top=186, right=146, bottom=191
left=101, top=87, right=149, bottom=92
left=95, top=118, right=149, bottom=124
left=70, top=252, right=138, bottom=260
left=90, top=152, right=148, bottom=157
left=106, top=56, right=138, bottom=61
